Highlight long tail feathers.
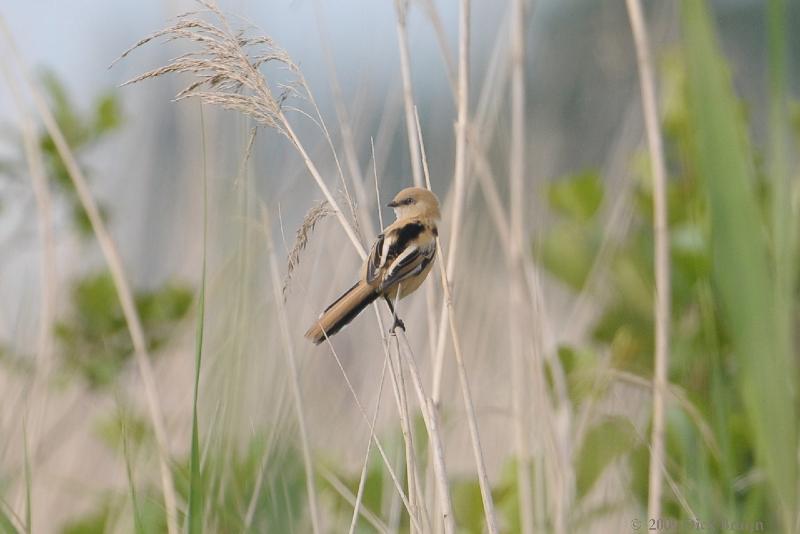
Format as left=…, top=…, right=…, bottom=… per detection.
left=305, top=282, right=378, bottom=345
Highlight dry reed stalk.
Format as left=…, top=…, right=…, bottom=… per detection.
left=264, top=214, right=322, bottom=534
left=0, top=49, right=58, bottom=529
left=368, top=151, right=436, bottom=532
left=419, top=0, right=456, bottom=91
left=362, top=181, right=425, bottom=533
left=625, top=0, right=671, bottom=521
left=301, top=74, right=365, bottom=244
left=322, top=330, right=422, bottom=532
left=413, top=108, right=440, bottom=361
left=422, top=8, right=578, bottom=527
left=430, top=4, right=512, bottom=403
left=413, top=105, right=445, bottom=534
left=312, top=0, right=376, bottom=240
left=283, top=201, right=333, bottom=298
left=372, top=138, right=384, bottom=232
left=349, top=358, right=388, bottom=534
left=117, top=2, right=367, bottom=260
left=434, top=243, right=499, bottom=533
left=414, top=70, right=499, bottom=531
left=0, top=19, right=180, bottom=534
left=320, top=467, right=391, bottom=533
left=508, top=0, right=534, bottom=532
left=385, top=329, right=422, bottom=533
left=396, top=333, right=455, bottom=534
left=435, top=0, right=499, bottom=530
left=394, top=0, right=424, bottom=188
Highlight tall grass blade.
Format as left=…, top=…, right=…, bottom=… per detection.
left=121, top=413, right=145, bottom=534
left=682, top=1, right=797, bottom=527
left=766, top=0, right=796, bottom=436
left=187, top=106, right=209, bottom=534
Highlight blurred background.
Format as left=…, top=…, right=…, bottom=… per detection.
left=0, top=0, right=798, bottom=532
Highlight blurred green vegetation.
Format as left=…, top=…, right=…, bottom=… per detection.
left=55, top=273, right=192, bottom=388
left=60, top=426, right=308, bottom=534
left=535, top=1, right=798, bottom=530
left=35, top=73, right=193, bottom=388
left=38, top=69, right=121, bottom=237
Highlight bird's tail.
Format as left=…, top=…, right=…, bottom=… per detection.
left=305, top=281, right=378, bottom=345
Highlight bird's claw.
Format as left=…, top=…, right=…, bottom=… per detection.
left=390, top=317, right=406, bottom=334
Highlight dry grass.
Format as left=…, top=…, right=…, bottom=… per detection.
left=283, top=200, right=333, bottom=299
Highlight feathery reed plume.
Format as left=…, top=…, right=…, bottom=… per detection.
left=283, top=200, right=333, bottom=299
left=115, top=0, right=367, bottom=257
left=116, top=2, right=301, bottom=136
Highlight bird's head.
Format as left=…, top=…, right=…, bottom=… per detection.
left=387, top=187, right=441, bottom=221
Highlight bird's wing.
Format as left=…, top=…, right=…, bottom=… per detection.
left=366, top=232, right=388, bottom=284
left=379, top=239, right=436, bottom=293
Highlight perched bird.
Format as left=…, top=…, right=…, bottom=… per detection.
left=305, top=187, right=440, bottom=345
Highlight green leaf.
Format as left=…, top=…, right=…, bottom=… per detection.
left=557, top=345, right=605, bottom=406
left=0, top=508, right=17, bottom=534
left=537, top=221, right=598, bottom=290
left=547, top=171, right=604, bottom=222
left=56, top=273, right=192, bottom=387
left=682, top=0, right=797, bottom=525
left=575, top=417, right=637, bottom=500
left=453, top=478, right=485, bottom=534
left=93, top=92, right=122, bottom=135
left=60, top=499, right=111, bottom=534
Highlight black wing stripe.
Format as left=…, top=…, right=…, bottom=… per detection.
left=379, top=244, right=435, bottom=292
left=387, top=222, right=425, bottom=259
left=367, top=233, right=385, bottom=283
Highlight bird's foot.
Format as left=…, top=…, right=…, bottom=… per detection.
left=389, top=316, right=406, bottom=334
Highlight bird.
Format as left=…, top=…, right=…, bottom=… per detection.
left=305, top=187, right=441, bottom=345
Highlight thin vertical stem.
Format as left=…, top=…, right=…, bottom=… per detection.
left=0, top=48, right=57, bottom=533
left=508, top=0, right=534, bottom=532
left=323, top=331, right=422, bottom=533
left=349, top=359, right=388, bottom=534
left=395, top=333, right=456, bottom=534
left=434, top=244, right=499, bottom=533
left=280, top=114, right=367, bottom=260
left=624, top=0, right=671, bottom=521
left=394, top=0, right=424, bottom=188
left=430, top=0, right=473, bottom=405
left=187, top=105, right=209, bottom=534
left=265, top=215, right=322, bottom=534
left=0, top=20, right=179, bottom=534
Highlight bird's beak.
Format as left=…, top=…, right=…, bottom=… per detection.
left=387, top=200, right=399, bottom=207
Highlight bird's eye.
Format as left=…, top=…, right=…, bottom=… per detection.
left=405, top=198, right=415, bottom=205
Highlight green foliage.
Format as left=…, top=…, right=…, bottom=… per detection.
left=55, top=273, right=192, bottom=387
left=62, top=434, right=308, bottom=533
left=59, top=490, right=168, bottom=534
left=683, top=0, right=796, bottom=527
left=321, top=454, right=390, bottom=532
left=537, top=171, right=604, bottom=290
left=37, top=70, right=122, bottom=237
left=533, top=1, right=798, bottom=527
left=61, top=499, right=111, bottom=534
left=575, top=417, right=637, bottom=500
left=174, top=435, right=307, bottom=532
left=452, top=477, right=485, bottom=533
left=0, top=507, right=17, bottom=534
left=547, top=170, right=604, bottom=223
left=94, top=408, right=151, bottom=452
left=557, top=345, right=606, bottom=405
